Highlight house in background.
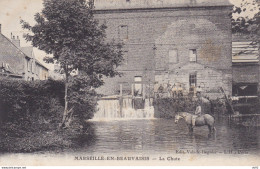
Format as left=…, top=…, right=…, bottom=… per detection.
left=0, top=24, right=28, bottom=80
left=48, top=63, right=65, bottom=80
left=19, top=45, right=49, bottom=80
left=94, top=0, right=233, bottom=99
left=0, top=24, right=49, bottom=81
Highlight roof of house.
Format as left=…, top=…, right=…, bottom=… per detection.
left=35, top=60, right=49, bottom=70
left=20, top=46, right=34, bottom=59
left=232, top=34, right=259, bottom=63
left=0, top=33, right=28, bottom=75
left=20, top=46, right=49, bottom=70
left=94, top=0, right=232, bottom=10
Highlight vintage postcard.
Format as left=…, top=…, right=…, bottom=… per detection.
left=0, top=0, right=259, bottom=167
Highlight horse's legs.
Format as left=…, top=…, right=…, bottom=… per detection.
left=189, top=125, right=193, bottom=132
left=208, top=125, right=212, bottom=134
left=188, top=125, right=192, bottom=132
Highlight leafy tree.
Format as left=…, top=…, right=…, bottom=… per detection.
left=21, top=0, right=123, bottom=128
left=232, top=0, right=260, bottom=44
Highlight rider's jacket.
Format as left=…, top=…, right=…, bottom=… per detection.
left=194, top=106, right=201, bottom=116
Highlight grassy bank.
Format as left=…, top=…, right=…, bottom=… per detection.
left=0, top=79, right=96, bottom=153
left=0, top=119, right=96, bottom=153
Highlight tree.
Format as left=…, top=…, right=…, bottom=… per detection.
left=21, top=0, right=123, bottom=128
left=232, top=0, right=260, bottom=44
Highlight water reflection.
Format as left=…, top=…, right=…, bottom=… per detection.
left=71, top=118, right=260, bottom=156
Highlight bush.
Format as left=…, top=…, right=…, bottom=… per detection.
left=0, top=78, right=64, bottom=124
left=0, top=78, right=97, bottom=153
left=153, top=96, right=221, bottom=118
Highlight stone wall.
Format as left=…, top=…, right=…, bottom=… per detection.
left=95, top=6, right=232, bottom=98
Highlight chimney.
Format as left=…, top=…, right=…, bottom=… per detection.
left=11, top=33, right=20, bottom=47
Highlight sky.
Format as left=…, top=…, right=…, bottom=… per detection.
left=0, top=0, right=258, bottom=70
left=0, top=0, right=50, bottom=69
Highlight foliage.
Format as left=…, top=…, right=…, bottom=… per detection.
left=21, top=0, right=123, bottom=127
left=231, top=0, right=260, bottom=44
left=0, top=78, right=96, bottom=153
left=153, top=96, right=214, bottom=118
left=0, top=78, right=64, bottom=123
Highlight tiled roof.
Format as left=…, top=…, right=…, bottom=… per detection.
left=94, top=0, right=232, bottom=10
left=20, top=46, right=49, bottom=70
left=20, top=46, right=33, bottom=58
left=35, top=60, right=49, bottom=70
left=0, top=33, right=27, bottom=76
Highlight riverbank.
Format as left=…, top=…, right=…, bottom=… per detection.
left=0, top=121, right=95, bottom=153
left=0, top=79, right=96, bottom=153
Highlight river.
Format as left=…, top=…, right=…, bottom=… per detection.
left=1, top=116, right=259, bottom=165
left=70, top=117, right=260, bottom=157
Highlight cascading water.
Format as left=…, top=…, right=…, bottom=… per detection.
left=93, top=97, right=154, bottom=120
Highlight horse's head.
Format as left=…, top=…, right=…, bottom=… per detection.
left=175, top=114, right=183, bottom=124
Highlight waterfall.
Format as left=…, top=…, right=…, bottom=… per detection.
left=93, top=97, right=154, bottom=120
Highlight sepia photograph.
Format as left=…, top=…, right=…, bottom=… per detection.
left=0, top=0, right=259, bottom=166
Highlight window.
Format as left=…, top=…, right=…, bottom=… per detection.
left=189, top=49, right=197, bottom=62
left=134, top=76, right=142, bottom=96
left=118, top=25, right=128, bottom=41
left=189, top=73, right=197, bottom=88
left=169, top=50, right=178, bottom=63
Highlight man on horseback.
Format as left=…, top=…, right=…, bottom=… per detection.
left=192, top=101, right=202, bottom=128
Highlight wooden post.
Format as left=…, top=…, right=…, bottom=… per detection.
left=131, top=83, right=134, bottom=109
left=142, top=84, right=146, bottom=100
left=131, top=83, right=134, bottom=96
left=148, top=80, right=151, bottom=106
left=120, top=84, right=123, bottom=96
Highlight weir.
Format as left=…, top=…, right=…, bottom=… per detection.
left=93, top=96, right=154, bottom=120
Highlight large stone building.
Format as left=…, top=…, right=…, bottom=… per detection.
left=94, top=0, right=233, bottom=99
left=0, top=24, right=49, bottom=81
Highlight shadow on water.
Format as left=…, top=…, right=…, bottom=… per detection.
left=70, top=122, right=97, bottom=150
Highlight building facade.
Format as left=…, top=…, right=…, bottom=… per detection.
left=95, top=0, right=233, bottom=99
left=0, top=24, right=48, bottom=81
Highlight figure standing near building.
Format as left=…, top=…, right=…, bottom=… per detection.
left=158, top=84, right=164, bottom=98
left=167, top=83, right=172, bottom=97
left=196, top=86, right=202, bottom=97
left=178, top=84, right=183, bottom=97
left=154, top=82, right=159, bottom=98
left=192, top=100, right=202, bottom=128
left=171, top=83, right=177, bottom=98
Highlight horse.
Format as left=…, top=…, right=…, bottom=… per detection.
left=175, top=112, right=216, bottom=134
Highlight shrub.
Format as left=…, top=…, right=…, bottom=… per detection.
left=153, top=96, right=222, bottom=118
left=0, top=78, right=97, bottom=153
left=0, top=78, right=64, bottom=125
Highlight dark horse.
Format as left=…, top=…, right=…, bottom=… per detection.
left=175, top=112, right=216, bottom=134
